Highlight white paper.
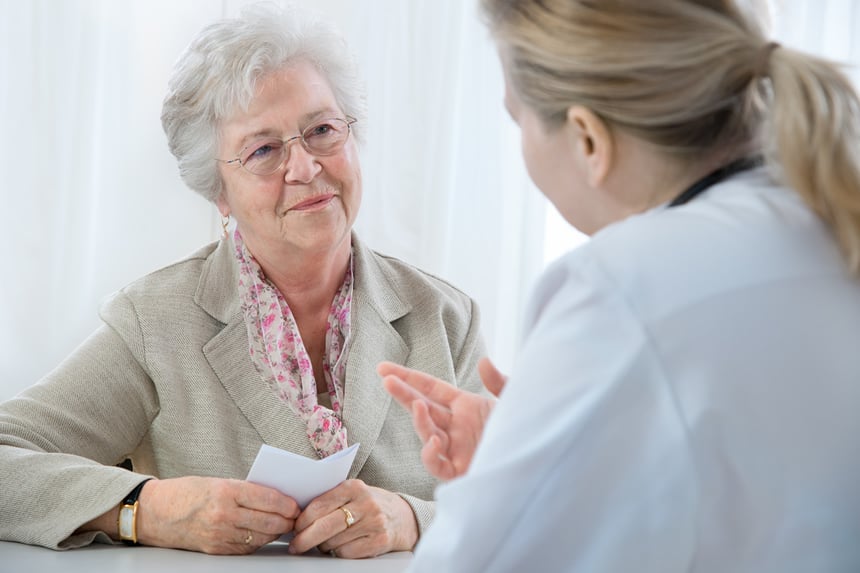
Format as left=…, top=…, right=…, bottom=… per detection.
left=246, top=442, right=360, bottom=508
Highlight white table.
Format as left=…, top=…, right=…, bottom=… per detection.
left=0, top=540, right=412, bottom=572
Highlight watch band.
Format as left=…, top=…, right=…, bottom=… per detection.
left=117, top=479, right=152, bottom=546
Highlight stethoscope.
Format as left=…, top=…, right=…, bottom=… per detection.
left=668, top=156, right=764, bottom=208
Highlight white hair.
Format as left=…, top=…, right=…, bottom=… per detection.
left=161, top=2, right=367, bottom=202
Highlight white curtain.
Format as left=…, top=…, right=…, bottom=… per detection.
left=770, top=0, right=860, bottom=86
left=2, top=0, right=859, bottom=400
left=0, top=0, right=544, bottom=398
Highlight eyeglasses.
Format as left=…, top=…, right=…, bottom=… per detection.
left=217, top=116, right=357, bottom=176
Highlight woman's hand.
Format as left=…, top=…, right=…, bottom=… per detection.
left=135, top=476, right=299, bottom=554
left=377, top=357, right=506, bottom=480
left=287, top=479, right=418, bottom=558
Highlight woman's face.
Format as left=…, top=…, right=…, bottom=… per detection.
left=502, top=63, right=599, bottom=235
left=216, top=60, right=362, bottom=260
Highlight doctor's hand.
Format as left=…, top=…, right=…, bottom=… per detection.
left=377, top=357, right=506, bottom=480
left=287, top=479, right=418, bottom=558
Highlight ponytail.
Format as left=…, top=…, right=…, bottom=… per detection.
left=765, top=47, right=860, bottom=272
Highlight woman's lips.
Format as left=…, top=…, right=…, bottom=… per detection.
left=290, top=194, right=335, bottom=211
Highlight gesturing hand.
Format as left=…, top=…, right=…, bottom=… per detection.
left=136, top=476, right=300, bottom=554
left=287, top=479, right=418, bottom=558
left=377, top=357, right=506, bottom=480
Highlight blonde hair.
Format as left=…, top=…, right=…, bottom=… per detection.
left=482, top=0, right=860, bottom=272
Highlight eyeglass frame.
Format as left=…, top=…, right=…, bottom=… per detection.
left=216, top=115, right=357, bottom=176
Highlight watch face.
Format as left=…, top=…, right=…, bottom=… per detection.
left=119, top=503, right=136, bottom=540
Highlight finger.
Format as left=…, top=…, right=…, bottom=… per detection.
left=376, top=360, right=415, bottom=379
left=235, top=481, right=301, bottom=520
left=229, top=527, right=280, bottom=553
left=421, top=434, right=457, bottom=480
left=324, top=534, right=381, bottom=559
left=232, top=506, right=296, bottom=537
left=315, top=516, right=367, bottom=555
left=382, top=374, right=424, bottom=410
left=383, top=376, right=454, bottom=433
left=289, top=504, right=358, bottom=554
left=377, top=362, right=461, bottom=405
left=411, top=399, right=446, bottom=446
left=478, top=356, right=507, bottom=398
left=294, top=479, right=364, bottom=532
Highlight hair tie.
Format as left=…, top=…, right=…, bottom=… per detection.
left=755, top=41, right=780, bottom=78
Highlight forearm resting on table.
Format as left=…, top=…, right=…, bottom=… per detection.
left=78, top=505, right=122, bottom=540
left=77, top=479, right=153, bottom=542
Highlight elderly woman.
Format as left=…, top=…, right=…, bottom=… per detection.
left=0, top=5, right=484, bottom=558
left=381, top=0, right=860, bottom=571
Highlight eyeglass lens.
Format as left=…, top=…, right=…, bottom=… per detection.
left=239, top=118, right=352, bottom=175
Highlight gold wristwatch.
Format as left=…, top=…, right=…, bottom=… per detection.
left=117, top=479, right=151, bottom=545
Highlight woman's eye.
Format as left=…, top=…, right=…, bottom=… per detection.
left=245, top=142, right=280, bottom=163
left=251, top=144, right=274, bottom=158
left=307, top=123, right=334, bottom=138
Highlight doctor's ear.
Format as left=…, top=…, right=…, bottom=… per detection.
left=566, top=105, right=613, bottom=188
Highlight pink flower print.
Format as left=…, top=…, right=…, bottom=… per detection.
left=262, top=313, right=275, bottom=331
left=235, top=229, right=352, bottom=458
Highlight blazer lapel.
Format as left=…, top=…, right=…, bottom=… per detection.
left=194, top=234, right=413, bottom=469
left=197, top=238, right=315, bottom=458
left=342, top=235, right=410, bottom=477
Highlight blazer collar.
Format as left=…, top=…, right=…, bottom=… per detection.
left=194, top=236, right=241, bottom=324
left=199, top=236, right=314, bottom=458
left=199, top=232, right=411, bottom=474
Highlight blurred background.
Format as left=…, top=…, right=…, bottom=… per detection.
left=1, top=0, right=858, bottom=399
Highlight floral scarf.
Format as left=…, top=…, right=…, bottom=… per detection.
left=233, top=229, right=352, bottom=458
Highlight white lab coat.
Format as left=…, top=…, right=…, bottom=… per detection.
left=410, top=169, right=860, bottom=572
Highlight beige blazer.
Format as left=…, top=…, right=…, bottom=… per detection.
left=0, top=233, right=485, bottom=549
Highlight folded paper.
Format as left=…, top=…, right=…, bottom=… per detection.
left=246, top=442, right=360, bottom=508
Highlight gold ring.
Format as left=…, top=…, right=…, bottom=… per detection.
left=340, top=506, right=355, bottom=528
left=244, top=530, right=253, bottom=545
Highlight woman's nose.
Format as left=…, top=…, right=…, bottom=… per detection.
left=283, top=142, right=322, bottom=184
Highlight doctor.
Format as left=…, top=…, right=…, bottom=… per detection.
left=380, top=0, right=860, bottom=571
